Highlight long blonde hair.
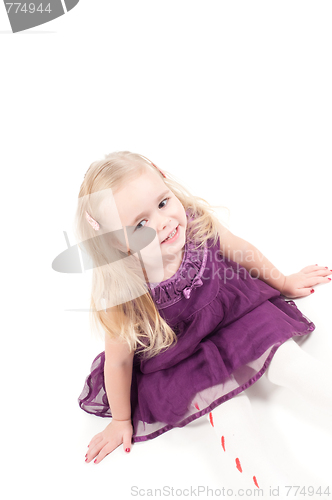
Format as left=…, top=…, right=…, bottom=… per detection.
left=74, top=151, right=229, bottom=360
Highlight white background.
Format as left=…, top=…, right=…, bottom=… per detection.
left=1, top=1, right=332, bottom=499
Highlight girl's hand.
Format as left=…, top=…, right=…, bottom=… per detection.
left=85, top=418, right=133, bottom=465
left=280, top=265, right=332, bottom=298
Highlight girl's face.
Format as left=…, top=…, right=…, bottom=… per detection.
left=112, top=168, right=187, bottom=276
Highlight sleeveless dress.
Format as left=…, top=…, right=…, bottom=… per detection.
left=78, top=213, right=315, bottom=443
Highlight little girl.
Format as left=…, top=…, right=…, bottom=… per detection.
left=76, top=151, right=331, bottom=492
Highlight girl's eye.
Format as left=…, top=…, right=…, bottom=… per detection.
left=135, top=197, right=170, bottom=230
left=136, top=220, right=146, bottom=230
left=158, top=198, right=169, bottom=209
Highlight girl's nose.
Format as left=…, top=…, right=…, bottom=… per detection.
left=158, top=217, right=171, bottom=232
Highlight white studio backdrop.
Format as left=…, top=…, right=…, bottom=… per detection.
left=1, top=1, right=332, bottom=499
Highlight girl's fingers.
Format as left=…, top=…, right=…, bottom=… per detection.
left=306, top=269, right=332, bottom=278
left=300, top=265, right=331, bottom=274
left=87, top=434, right=103, bottom=451
left=296, top=288, right=314, bottom=297
left=85, top=439, right=106, bottom=463
left=305, top=276, right=331, bottom=287
left=94, top=442, right=120, bottom=464
left=123, top=432, right=133, bottom=453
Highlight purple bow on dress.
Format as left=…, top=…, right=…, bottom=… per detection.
left=182, top=275, right=203, bottom=299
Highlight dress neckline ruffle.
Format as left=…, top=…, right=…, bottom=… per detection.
left=148, top=222, right=208, bottom=309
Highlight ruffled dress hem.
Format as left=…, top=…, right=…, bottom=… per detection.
left=78, top=298, right=314, bottom=443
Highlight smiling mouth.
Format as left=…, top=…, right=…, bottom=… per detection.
left=161, top=225, right=179, bottom=243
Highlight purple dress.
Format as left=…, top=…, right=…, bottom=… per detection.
left=78, top=216, right=315, bottom=443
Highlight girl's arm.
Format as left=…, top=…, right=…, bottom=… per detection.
left=85, top=328, right=135, bottom=465
left=104, top=334, right=135, bottom=421
left=217, top=222, right=285, bottom=290
left=217, top=222, right=331, bottom=297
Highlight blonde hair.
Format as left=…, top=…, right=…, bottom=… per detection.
left=74, top=151, right=230, bottom=360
